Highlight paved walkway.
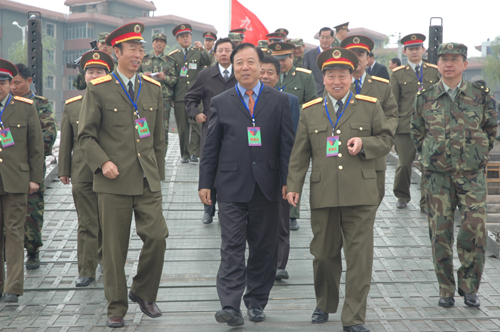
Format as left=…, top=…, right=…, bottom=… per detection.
left=1, top=134, right=500, bottom=331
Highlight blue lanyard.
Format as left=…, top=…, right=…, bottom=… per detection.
left=415, top=65, right=423, bottom=84
left=0, top=94, right=12, bottom=129
left=235, top=83, right=264, bottom=127
left=324, top=92, right=353, bottom=135
left=277, top=85, right=286, bottom=92
left=317, top=46, right=321, bottom=54
left=112, top=72, right=142, bottom=117
left=30, top=92, right=35, bottom=98
left=355, top=79, right=361, bottom=94
left=184, top=48, right=188, bottom=61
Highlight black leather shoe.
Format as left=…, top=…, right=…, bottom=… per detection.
left=4, top=293, right=19, bottom=303
left=275, top=268, right=289, bottom=280
left=129, top=291, right=162, bottom=318
left=106, top=316, right=124, bottom=328
left=190, top=155, right=199, bottom=163
left=311, top=307, right=328, bottom=324
left=76, top=277, right=95, bottom=287
left=343, top=324, right=370, bottom=332
left=202, top=212, right=213, bottom=224
left=396, top=201, right=407, bottom=209
left=458, top=288, right=480, bottom=308
left=215, top=307, right=244, bottom=326
left=290, top=218, right=300, bottom=231
left=181, top=158, right=189, bottom=163
left=438, top=297, right=455, bottom=307
left=247, top=307, right=266, bottom=322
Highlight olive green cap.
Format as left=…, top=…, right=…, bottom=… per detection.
left=438, top=42, right=467, bottom=59
left=228, top=32, right=243, bottom=41
left=98, top=32, right=110, bottom=42
left=152, top=32, right=167, bottom=42
left=289, top=38, right=304, bottom=47
left=258, top=40, right=268, bottom=48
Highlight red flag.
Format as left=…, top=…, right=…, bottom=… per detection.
left=231, top=0, right=269, bottom=46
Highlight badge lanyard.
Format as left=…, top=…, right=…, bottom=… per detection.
left=30, top=92, right=35, bottom=98
left=112, top=72, right=142, bottom=118
left=415, top=65, right=423, bottom=90
left=324, top=92, right=353, bottom=136
left=235, top=83, right=264, bottom=127
left=0, top=94, right=12, bottom=129
left=277, top=85, right=286, bottom=92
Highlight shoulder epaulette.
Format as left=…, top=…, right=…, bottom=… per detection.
left=13, top=96, right=33, bottom=104
left=302, top=97, right=323, bottom=109
left=392, top=65, right=405, bottom=72
left=355, top=94, right=377, bottom=103
left=371, top=76, right=389, bottom=84
left=472, top=81, right=490, bottom=94
left=142, top=74, right=161, bottom=87
left=34, top=95, right=47, bottom=101
left=169, top=49, right=180, bottom=56
left=425, top=63, right=438, bottom=69
left=296, top=67, right=312, bottom=74
left=90, top=75, right=112, bottom=85
left=65, top=95, right=83, bottom=105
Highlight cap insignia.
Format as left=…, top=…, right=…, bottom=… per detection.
left=275, top=44, right=281, bottom=50
left=93, top=52, right=100, bottom=60
left=134, top=25, right=141, bottom=33
left=181, top=25, right=185, bottom=29
left=411, top=35, right=417, bottom=40
left=447, top=43, right=453, bottom=49
left=332, top=50, right=341, bottom=59
left=353, top=37, right=360, bottom=44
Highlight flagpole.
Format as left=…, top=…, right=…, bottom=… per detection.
left=228, top=0, right=232, bottom=32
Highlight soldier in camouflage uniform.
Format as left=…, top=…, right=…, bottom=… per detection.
left=141, top=32, right=178, bottom=152
left=258, top=40, right=272, bottom=55
left=411, top=43, right=497, bottom=308
left=11, top=64, right=57, bottom=269
left=331, top=22, right=349, bottom=47
left=290, top=38, right=305, bottom=68
left=73, top=32, right=118, bottom=90
left=228, top=32, right=243, bottom=46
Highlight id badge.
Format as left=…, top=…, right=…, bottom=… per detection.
left=135, top=117, right=151, bottom=138
left=418, top=83, right=423, bottom=91
left=326, top=136, right=339, bottom=157
left=0, top=128, right=15, bottom=147
left=247, top=127, right=262, bottom=146
left=188, top=63, right=197, bottom=70
left=180, top=66, right=188, bottom=77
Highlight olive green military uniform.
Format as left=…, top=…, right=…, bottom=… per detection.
left=287, top=94, right=393, bottom=326
left=351, top=74, right=399, bottom=203
left=412, top=74, right=497, bottom=297
left=58, top=96, right=101, bottom=280
left=391, top=62, right=439, bottom=208
left=0, top=95, right=44, bottom=297
left=170, top=47, right=211, bottom=159
left=141, top=50, right=178, bottom=152
left=24, top=92, right=57, bottom=266
left=73, top=58, right=118, bottom=91
left=331, top=37, right=342, bottom=47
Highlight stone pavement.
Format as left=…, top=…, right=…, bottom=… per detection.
left=2, top=133, right=500, bottom=332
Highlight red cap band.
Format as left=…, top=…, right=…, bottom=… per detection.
left=403, top=39, right=424, bottom=46
left=111, top=31, right=143, bottom=46
left=0, top=68, right=13, bottom=77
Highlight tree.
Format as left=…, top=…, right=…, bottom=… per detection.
left=7, top=33, right=57, bottom=78
left=482, top=36, right=500, bottom=87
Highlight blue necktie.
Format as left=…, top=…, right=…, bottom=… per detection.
left=336, top=100, right=343, bottom=116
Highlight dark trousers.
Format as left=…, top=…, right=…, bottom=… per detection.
left=217, top=184, right=279, bottom=311
left=277, top=198, right=290, bottom=269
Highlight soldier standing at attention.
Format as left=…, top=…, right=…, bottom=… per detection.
left=332, top=22, right=349, bottom=47
left=287, top=48, right=393, bottom=332
left=58, top=50, right=115, bottom=287
left=391, top=33, right=439, bottom=212
left=170, top=23, right=211, bottom=163
left=290, top=38, right=305, bottom=68
left=141, top=32, right=178, bottom=153
left=10, top=63, right=57, bottom=270
left=203, top=31, right=217, bottom=66
left=0, top=59, right=44, bottom=303
left=412, top=43, right=497, bottom=309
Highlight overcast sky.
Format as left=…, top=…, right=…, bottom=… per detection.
left=15, top=0, right=498, bottom=57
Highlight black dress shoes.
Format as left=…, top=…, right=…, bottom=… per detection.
left=129, top=290, right=162, bottom=318
left=396, top=201, right=407, bottom=209
left=458, top=288, right=480, bottom=307
left=181, top=157, right=189, bottom=163
left=4, top=293, right=19, bottom=303
left=343, top=324, right=370, bottom=332
left=247, top=307, right=266, bottom=322
left=275, top=268, right=289, bottom=280
left=290, top=218, right=300, bottom=230
left=215, top=307, right=244, bottom=326
left=190, top=155, right=199, bottom=163
left=311, top=307, right=328, bottom=324
left=438, top=297, right=455, bottom=307
left=202, top=212, right=213, bottom=224
left=76, top=277, right=95, bottom=287
left=106, top=316, right=124, bottom=328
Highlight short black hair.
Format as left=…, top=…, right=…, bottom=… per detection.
left=319, top=27, right=334, bottom=37
left=262, top=56, right=280, bottom=76
left=113, top=43, right=123, bottom=51
left=215, top=38, right=235, bottom=51
left=15, top=63, right=31, bottom=80
left=390, top=57, right=401, bottom=66
left=438, top=54, right=467, bottom=62
left=85, top=67, right=109, bottom=74
left=230, top=43, right=264, bottom=64
left=367, top=52, right=375, bottom=58
left=323, top=67, right=353, bottom=75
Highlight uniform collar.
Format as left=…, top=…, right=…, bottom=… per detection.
left=407, top=60, right=423, bottom=70
left=115, top=68, right=137, bottom=90
left=0, top=94, right=9, bottom=107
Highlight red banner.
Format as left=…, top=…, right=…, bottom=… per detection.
left=231, top=0, right=269, bottom=46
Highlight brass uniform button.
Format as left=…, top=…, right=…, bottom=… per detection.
left=0, top=148, right=2, bottom=152
left=338, top=165, right=343, bottom=170
left=137, top=139, right=140, bottom=143
left=338, top=153, right=342, bottom=157
left=17, top=124, right=20, bottom=128
left=135, top=126, right=138, bottom=129
left=76, top=121, right=79, bottom=124
left=150, top=108, right=153, bottom=111
left=336, top=130, right=341, bottom=134
left=137, top=153, right=141, bottom=157
left=187, top=75, right=189, bottom=78
left=359, top=127, right=363, bottom=130
left=114, top=108, right=118, bottom=112
left=315, top=130, right=318, bottom=133
left=0, top=158, right=3, bottom=162
left=338, top=141, right=342, bottom=145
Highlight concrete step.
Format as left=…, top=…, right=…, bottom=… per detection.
left=487, top=213, right=500, bottom=223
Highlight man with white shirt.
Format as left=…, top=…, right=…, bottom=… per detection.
left=185, top=38, right=237, bottom=225
left=303, top=27, right=334, bottom=96
left=366, top=52, right=390, bottom=80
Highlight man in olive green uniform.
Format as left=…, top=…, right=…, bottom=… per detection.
left=141, top=32, right=178, bottom=152
left=290, top=38, right=305, bottom=68
left=266, top=32, right=285, bottom=43
left=78, top=23, right=169, bottom=328
left=412, top=43, right=497, bottom=309
left=73, top=32, right=118, bottom=90
left=0, top=59, right=44, bottom=303
left=269, top=41, right=318, bottom=231
left=342, top=35, right=399, bottom=204
left=10, top=63, right=57, bottom=270
left=59, top=50, right=115, bottom=287
left=275, top=28, right=289, bottom=41
left=391, top=33, right=439, bottom=211
left=170, top=23, right=211, bottom=163
left=287, top=48, right=393, bottom=332
left=332, top=22, right=349, bottom=47
left=203, top=31, right=217, bottom=66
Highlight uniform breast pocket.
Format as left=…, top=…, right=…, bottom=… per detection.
left=70, top=121, right=79, bottom=136
left=141, top=103, right=157, bottom=130
left=104, top=103, right=128, bottom=126
left=309, top=124, right=328, bottom=148
left=423, top=77, right=436, bottom=88
left=7, top=120, right=27, bottom=142
left=350, top=123, right=371, bottom=137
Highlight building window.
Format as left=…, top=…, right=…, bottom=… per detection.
left=64, top=22, right=94, bottom=40
left=46, top=23, right=55, bottom=38
left=64, top=49, right=87, bottom=64
left=45, top=75, right=55, bottom=90
left=152, top=28, right=164, bottom=37
left=45, top=49, right=55, bottom=63
left=67, top=76, right=77, bottom=91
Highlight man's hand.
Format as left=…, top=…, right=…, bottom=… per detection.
left=287, top=192, right=300, bottom=207
left=194, top=41, right=204, bottom=50
left=155, top=71, right=165, bottom=80
left=60, top=176, right=70, bottom=185
left=347, top=137, right=363, bottom=155
left=29, top=182, right=39, bottom=195
left=144, top=71, right=152, bottom=77
left=195, top=113, right=207, bottom=124
left=199, top=189, right=212, bottom=205
left=102, top=161, right=119, bottom=179
left=282, top=185, right=287, bottom=200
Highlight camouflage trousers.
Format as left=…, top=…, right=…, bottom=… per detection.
left=423, top=169, right=487, bottom=297
left=163, top=99, right=172, bottom=152
left=25, top=164, right=46, bottom=253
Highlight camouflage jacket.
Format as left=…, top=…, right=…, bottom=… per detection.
left=293, top=55, right=303, bottom=69
left=24, top=92, right=58, bottom=156
left=140, top=50, right=178, bottom=101
left=73, top=57, right=118, bottom=90
left=411, top=80, right=497, bottom=173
